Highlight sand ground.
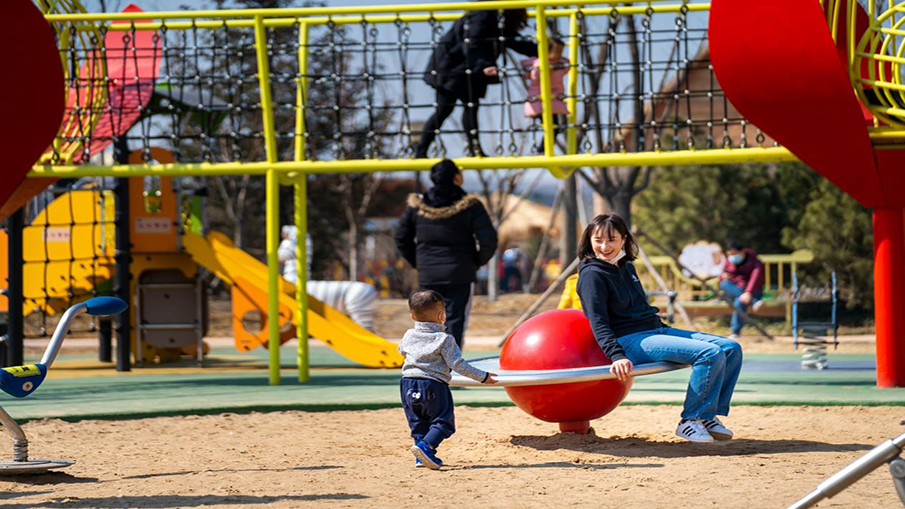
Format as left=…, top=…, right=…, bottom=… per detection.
left=1, top=406, right=903, bottom=508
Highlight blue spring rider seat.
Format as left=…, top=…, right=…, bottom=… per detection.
left=0, top=297, right=127, bottom=475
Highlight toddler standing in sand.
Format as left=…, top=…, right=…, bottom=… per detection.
left=398, top=290, right=497, bottom=470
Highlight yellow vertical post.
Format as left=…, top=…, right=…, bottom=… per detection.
left=294, top=22, right=309, bottom=162
left=778, top=261, right=784, bottom=292
left=295, top=21, right=310, bottom=383
left=255, top=15, right=282, bottom=386
left=535, top=6, right=555, bottom=158
left=294, top=180, right=309, bottom=383
left=567, top=11, right=580, bottom=155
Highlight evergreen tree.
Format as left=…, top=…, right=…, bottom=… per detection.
left=782, top=178, right=874, bottom=309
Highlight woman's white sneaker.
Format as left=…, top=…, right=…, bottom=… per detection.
left=701, top=417, right=734, bottom=440
left=675, top=419, right=715, bottom=443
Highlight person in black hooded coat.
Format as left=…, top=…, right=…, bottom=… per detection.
left=414, top=5, right=537, bottom=158
left=395, top=159, right=498, bottom=347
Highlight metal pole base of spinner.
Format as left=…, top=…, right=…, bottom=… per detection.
left=0, top=406, right=72, bottom=475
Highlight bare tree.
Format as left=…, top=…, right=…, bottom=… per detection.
left=335, top=173, right=384, bottom=279
left=575, top=14, right=651, bottom=226
left=475, top=169, right=545, bottom=300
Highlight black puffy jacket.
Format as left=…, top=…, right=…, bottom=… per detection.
left=423, top=10, right=537, bottom=99
left=394, top=193, right=498, bottom=285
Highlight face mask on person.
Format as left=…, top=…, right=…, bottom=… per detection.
left=604, top=248, right=627, bottom=266
left=728, top=254, right=744, bottom=265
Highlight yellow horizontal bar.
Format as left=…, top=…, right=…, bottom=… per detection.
left=857, top=52, right=905, bottom=65
left=59, top=3, right=708, bottom=31
left=879, top=26, right=905, bottom=37
left=91, top=14, right=461, bottom=31
left=30, top=148, right=796, bottom=179
left=857, top=78, right=905, bottom=92
left=869, top=128, right=905, bottom=139
left=45, top=0, right=703, bottom=22
left=865, top=104, right=905, bottom=118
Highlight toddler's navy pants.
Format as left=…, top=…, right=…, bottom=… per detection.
left=400, top=377, right=455, bottom=450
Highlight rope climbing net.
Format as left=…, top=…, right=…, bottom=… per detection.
left=37, top=0, right=791, bottom=179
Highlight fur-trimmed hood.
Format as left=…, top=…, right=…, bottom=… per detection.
left=407, top=193, right=484, bottom=220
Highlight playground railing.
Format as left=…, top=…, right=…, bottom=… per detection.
left=636, top=249, right=815, bottom=302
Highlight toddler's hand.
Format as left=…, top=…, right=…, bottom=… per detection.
left=483, top=66, right=499, bottom=76
left=484, top=372, right=499, bottom=384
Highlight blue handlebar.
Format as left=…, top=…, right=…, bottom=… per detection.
left=84, top=297, right=128, bottom=317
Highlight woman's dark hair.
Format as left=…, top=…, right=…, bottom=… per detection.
left=549, top=36, right=566, bottom=48
left=576, top=214, right=639, bottom=262
left=476, top=1, right=528, bottom=32
left=502, top=8, right=529, bottom=31
left=727, top=241, right=744, bottom=252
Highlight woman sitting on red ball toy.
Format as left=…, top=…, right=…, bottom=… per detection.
left=575, top=214, right=743, bottom=443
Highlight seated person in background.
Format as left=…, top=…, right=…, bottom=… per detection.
left=719, top=241, right=765, bottom=340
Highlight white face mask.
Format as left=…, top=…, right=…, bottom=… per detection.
left=604, top=248, right=627, bottom=266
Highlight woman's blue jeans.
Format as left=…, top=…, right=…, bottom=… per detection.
left=617, top=327, right=743, bottom=420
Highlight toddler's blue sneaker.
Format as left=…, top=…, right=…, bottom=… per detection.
left=411, top=441, right=442, bottom=470
left=415, top=455, right=442, bottom=468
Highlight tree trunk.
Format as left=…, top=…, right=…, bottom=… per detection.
left=348, top=220, right=358, bottom=280
left=234, top=210, right=244, bottom=249
left=487, top=253, right=499, bottom=302
left=605, top=190, right=633, bottom=228
left=560, top=174, right=578, bottom=267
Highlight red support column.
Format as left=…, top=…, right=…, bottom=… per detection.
left=873, top=207, right=905, bottom=387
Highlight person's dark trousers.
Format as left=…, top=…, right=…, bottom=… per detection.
left=719, top=279, right=763, bottom=335
left=415, top=87, right=481, bottom=158
left=420, top=283, right=473, bottom=348
left=501, top=265, right=521, bottom=292
left=400, top=377, right=456, bottom=450
left=535, top=114, right=567, bottom=153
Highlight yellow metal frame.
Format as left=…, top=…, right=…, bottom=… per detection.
left=295, top=21, right=310, bottom=383
left=33, top=0, right=808, bottom=384
left=850, top=0, right=905, bottom=129
left=639, top=250, right=815, bottom=300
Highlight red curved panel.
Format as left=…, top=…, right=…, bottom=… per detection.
left=0, top=0, right=65, bottom=216
left=710, top=0, right=887, bottom=206
left=0, top=4, right=161, bottom=220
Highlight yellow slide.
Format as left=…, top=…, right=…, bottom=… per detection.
left=183, top=231, right=403, bottom=368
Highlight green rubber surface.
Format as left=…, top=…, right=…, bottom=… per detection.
left=2, top=348, right=902, bottom=422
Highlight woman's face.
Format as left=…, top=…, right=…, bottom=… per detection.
left=453, top=171, right=464, bottom=186
left=591, top=227, right=626, bottom=261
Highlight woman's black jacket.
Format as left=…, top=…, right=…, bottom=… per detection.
left=576, top=257, right=663, bottom=362
left=394, top=193, right=497, bottom=286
